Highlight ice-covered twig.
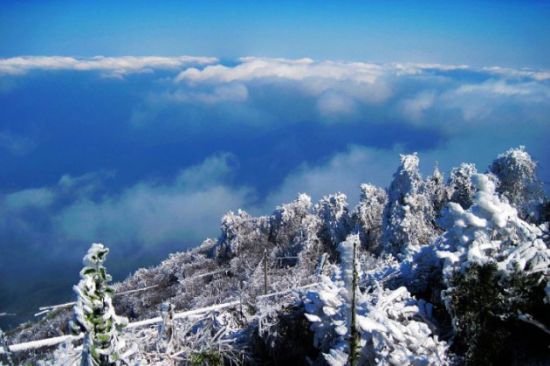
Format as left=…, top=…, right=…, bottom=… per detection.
left=5, top=282, right=321, bottom=355
left=0, top=334, right=83, bottom=354
left=35, top=284, right=159, bottom=317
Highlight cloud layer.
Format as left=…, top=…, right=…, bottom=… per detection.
left=0, top=56, right=218, bottom=77
left=1, top=154, right=249, bottom=252
left=2, top=56, right=549, bottom=242
left=54, top=154, right=250, bottom=246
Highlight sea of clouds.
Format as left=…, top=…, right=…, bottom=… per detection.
left=0, top=56, right=548, bottom=325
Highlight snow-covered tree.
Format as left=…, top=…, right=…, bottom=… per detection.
left=304, top=234, right=448, bottom=365
left=71, top=243, right=128, bottom=366
left=216, top=209, right=271, bottom=260
left=353, top=184, right=387, bottom=253
left=447, top=163, right=477, bottom=209
left=316, top=193, right=353, bottom=251
left=270, top=193, right=313, bottom=249
left=489, top=146, right=544, bottom=222
left=303, top=234, right=360, bottom=365
left=388, top=153, right=424, bottom=198
left=436, top=174, right=550, bottom=364
left=294, top=213, right=323, bottom=278
left=425, top=165, right=447, bottom=215
left=436, top=174, right=549, bottom=280
left=382, top=154, right=437, bottom=257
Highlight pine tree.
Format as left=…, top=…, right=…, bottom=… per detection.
left=316, top=193, right=352, bottom=251
left=436, top=173, right=550, bottom=364
left=353, top=184, right=387, bottom=253
left=382, top=153, right=437, bottom=257
left=71, top=243, right=128, bottom=366
left=436, top=173, right=549, bottom=280
left=304, top=234, right=361, bottom=366
left=270, top=193, right=313, bottom=248
left=446, top=263, right=547, bottom=365
left=425, top=165, right=447, bottom=216
left=216, top=209, right=271, bottom=260
left=447, top=163, right=477, bottom=209
left=295, top=213, right=323, bottom=277
left=489, top=146, right=544, bottom=222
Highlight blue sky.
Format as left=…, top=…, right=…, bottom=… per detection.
left=0, top=1, right=549, bottom=327
left=1, top=1, right=549, bottom=67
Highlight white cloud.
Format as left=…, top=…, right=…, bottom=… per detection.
left=0, top=56, right=218, bottom=77
left=317, top=91, right=358, bottom=119
left=168, top=83, right=249, bottom=104
left=176, top=57, right=386, bottom=84
left=263, top=145, right=402, bottom=210
left=5, top=56, right=548, bottom=130
left=52, top=154, right=251, bottom=245
left=4, top=188, right=55, bottom=210
left=437, top=79, right=550, bottom=122
left=391, top=62, right=470, bottom=76
left=454, top=79, right=544, bottom=97
left=400, top=91, right=436, bottom=122
left=0, top=130, right=35, bottom=155
left=169, top=58, right=550, bottom=129
left=483, top=66, right=550, bottom=81
left=0, top=154, right=252, bottom=248
left=175, top=58, right=474, bottom=84
left=54, top=183, right=250, bottom=246
left=176, top=153, right=235, bottom=188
